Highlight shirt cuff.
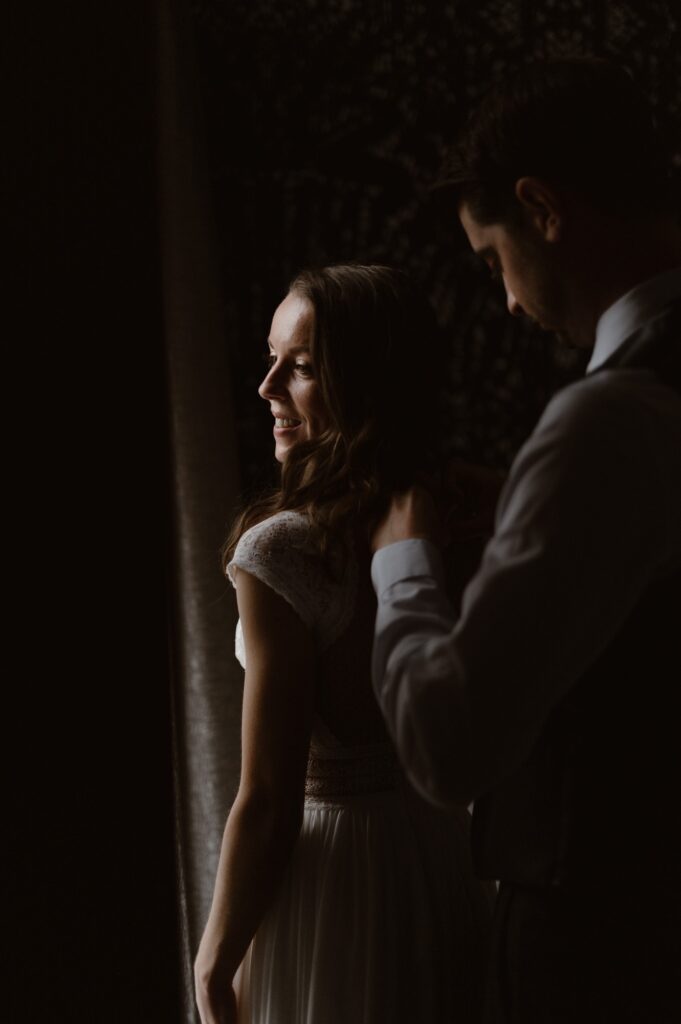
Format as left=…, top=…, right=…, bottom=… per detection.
left=371, top=539, right=446, bottom=599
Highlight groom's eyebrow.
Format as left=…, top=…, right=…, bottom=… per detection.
left=475, top=246, right=502, bottom=276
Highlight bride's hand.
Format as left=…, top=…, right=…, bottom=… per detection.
left=194, top=945, right=238, bottom=1024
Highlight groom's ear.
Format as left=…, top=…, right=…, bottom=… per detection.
left=514, top=177, right=563, bottom=243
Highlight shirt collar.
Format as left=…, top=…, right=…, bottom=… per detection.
left=587, top=265, right=681, bottom=373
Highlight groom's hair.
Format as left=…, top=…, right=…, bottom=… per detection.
left=442, top=57, right=675, bottom=225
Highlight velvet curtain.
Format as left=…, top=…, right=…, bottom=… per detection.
left=159, top=4, right=244, bottom=1020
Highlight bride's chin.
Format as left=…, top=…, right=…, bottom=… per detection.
left=274, top=442, right=294, bottom=464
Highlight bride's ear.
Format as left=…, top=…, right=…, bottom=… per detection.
left=515, top=177, right=563, bottom=243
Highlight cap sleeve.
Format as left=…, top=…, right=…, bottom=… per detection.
left=228, top=511, right=319, bottom=631
left=228, top=511, right=357, bottom=650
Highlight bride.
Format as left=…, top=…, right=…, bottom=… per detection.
left=194, top=264, right=494, bottom=1024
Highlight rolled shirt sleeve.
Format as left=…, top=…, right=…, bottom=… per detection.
left=371, top=538, right=473, bottom=802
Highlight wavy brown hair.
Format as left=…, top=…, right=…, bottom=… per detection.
left=223, top=264, right=446, bottom=571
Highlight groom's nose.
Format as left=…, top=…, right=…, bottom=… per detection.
left=505, top=283, right=524, bottom=318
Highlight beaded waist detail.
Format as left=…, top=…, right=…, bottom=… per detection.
left=304, top=745, right=399, bottom=800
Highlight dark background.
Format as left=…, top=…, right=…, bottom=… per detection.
left=9, top=1, right=680, bottom=1021
left=188, top=0, right=681, bottom=494
left=8, top=4, right=179, bottom=1021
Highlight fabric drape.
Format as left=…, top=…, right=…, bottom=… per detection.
left=158, top=3, right=243, bottom=1020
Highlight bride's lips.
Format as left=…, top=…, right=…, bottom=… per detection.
left=273, top=415, right=303, bottom=435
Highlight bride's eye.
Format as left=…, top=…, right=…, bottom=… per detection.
left=264, top=352, right=276, bottom=369
left=295, top=361, right=314, bottom=377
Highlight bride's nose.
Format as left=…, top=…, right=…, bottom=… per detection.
left=258, top=363, right=286, bottom=401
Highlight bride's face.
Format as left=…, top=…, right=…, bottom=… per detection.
left=259, top=292, right=329, bottom=463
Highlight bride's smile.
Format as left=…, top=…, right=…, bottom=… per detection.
left=259, top=291, right=329, bottom=463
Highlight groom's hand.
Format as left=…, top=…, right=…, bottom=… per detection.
left=371, top=485, right=446, bottom=552
left=441, top=457, right=506, bottom=541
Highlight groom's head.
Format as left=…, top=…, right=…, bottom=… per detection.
left=446, top=58, right=677, bottom=346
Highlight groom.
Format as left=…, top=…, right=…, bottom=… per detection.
left=371, top=59, right=681, bottom=1022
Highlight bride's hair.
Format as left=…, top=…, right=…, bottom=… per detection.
left=223, top=263, right=446, bottom=569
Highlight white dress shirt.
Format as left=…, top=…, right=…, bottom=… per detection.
left=371, top=268, right=681, bottom=807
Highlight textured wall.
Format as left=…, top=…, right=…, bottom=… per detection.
left=189, top=0, right=681, bottom=487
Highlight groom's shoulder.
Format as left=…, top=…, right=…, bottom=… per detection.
left=532, top=367, right=681, bottom=471
left=537, top=372, right=631, bottom=440
left=543, top=364, right=680, bottom=432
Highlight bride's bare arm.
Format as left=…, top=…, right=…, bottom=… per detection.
left=194, top=568, right=316, bottom=1024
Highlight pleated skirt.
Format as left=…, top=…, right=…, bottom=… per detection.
left=235, top=782, right=494, bottom=1024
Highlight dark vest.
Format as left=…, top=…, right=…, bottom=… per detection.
left=472, top=297, right=681, bottom=888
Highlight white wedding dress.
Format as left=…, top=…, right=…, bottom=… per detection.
left=228, top=511, right=493, bottom=1024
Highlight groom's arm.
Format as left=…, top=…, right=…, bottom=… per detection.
left=370, top=488, right=528, bottom=807
left=371, top=530, right=478, bottom=805
left=371, top=378, right=676, bottom=807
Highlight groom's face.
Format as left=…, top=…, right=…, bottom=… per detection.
left=459, top=200, right=566, bottom=340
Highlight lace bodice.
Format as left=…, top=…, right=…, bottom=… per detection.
left=228, top=510, right=358, bottom=663
left=228, top=510, right=397, bottom=796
